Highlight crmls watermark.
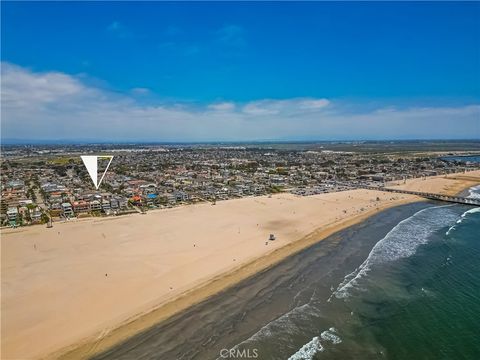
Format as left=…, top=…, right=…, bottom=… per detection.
left=219, top=348, right=259, bottom=359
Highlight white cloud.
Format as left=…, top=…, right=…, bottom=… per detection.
left=1, top=63, right=86, bottom=108
left=1, top=63, right=479, bottom=142
left=242, top=101, right=280, bottom=115
left=242, top=98, right=330, bottom=115
left=208, top=102, right=236, bottom=111
left=300, top=99, right=330, bottom=109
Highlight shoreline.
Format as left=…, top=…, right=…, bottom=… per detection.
left=1, top=171, right=479, bottom=360
left=55, top=196, right=415, bottom=360
left=54, top=173, right=480, bottom=360
left=90, top=201, right=434, bottom=360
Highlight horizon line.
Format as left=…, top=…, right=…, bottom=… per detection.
left=2, top=138, right=480, bottom=146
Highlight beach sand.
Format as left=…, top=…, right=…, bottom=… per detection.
left=1, top=170, right=479, bottom=360
left=89, top=201, right=433, bottom=360
left=387, top=172, right=480, bottom=194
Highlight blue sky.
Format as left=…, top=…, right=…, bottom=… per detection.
left=1, top=2, right=479, bottom=141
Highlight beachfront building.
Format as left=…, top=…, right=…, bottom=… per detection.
left=7, top=207, right=18, bottom=224
left=174, top=191, right=189, bottom=202
left=146, top=193, right=158, bottom=206
left=109, top=196, right=128, bottom=210
left=110, top=198, right=119, bottom=210
left=130, top=195, right=142, bottom=206
left=61, top=203, right=74, bottom=217
left=101, top=200, right=111, bottom=212
left=30, top=207, right=43, bottom=223
left=165, top=193, right=176, bottom=205
left=117, top=197, right=128, bottom=209
left=72, top=201, right=90, bottom=214
left=90, top=200, right=101, bottom=212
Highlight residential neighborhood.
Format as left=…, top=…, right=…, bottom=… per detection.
left=1, top=143, right=479, bottom=227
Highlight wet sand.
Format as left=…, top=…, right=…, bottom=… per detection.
left=90, top=202, right=431, bottom=360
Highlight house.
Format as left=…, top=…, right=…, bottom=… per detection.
left=73, top=201, right=90, bottom=213
left=7, top=180, right=25, bottom=190
left=50, top=202, right=62, bottom=211
left=30, top=207, right=43, bottom=223
left=100, top=192, right=112, bottom=200
left=117, top=197, right=128, bottom=209
left=165, top=193, right=176, bottom=204
left=75, top=193, right=92, bottom=201
left=174, top=191, right=189, bottom=202
left=61, top=202, right=74, bottom=217
left=140, top=183, right=157, bottom=194
left=108, top=196, right=128, bottom=210
left=7, top=207, right=18, bottom=222
left=110, top=198, right=119, bottom=209
left=101, top=200, right=111, bottom=212
left=146, top=193, right=158, bottom=206
left=90, top=200, right=101, bottom=211
left=130, top=195, right=142, bottom=206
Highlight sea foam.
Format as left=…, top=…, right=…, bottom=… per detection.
left=219, top=303, right=321, bottom=360
left=331, top=204, right=459, bottom=299
left=468, top=185, right=480, bottom=199
left=320, top=327, right=342, bottom=344
left=288, top=328, right=341, bottom=360
left=287, top=336, right=324, bottom=360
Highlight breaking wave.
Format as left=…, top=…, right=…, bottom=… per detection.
left=468, top=185, right=480, bottom=199
left=223, top=186, right=480, bottom=359
left=287, top=336, right=323, bottom=360
left=217, top=303, right=322, bottom=360
left=288, top=328, right=341, bottom=360
left=331, top=204, right=459, bottom=299
left=447, top=206, right=480, bottom=235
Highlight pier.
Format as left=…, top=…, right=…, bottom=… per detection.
left=359, top=185, right=480, bottom=207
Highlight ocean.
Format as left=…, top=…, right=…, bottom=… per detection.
left=284, top=186, right=480, bottom=360
left=441, top=155, right=480, bottom=164
left=93, top=187, right=480, bottom=360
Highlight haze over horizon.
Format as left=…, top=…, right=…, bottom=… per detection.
left=1, top=2, right=479, bottom=142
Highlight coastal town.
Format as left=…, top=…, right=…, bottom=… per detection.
left=2, top=1, right=480, bottom=360
left=1, top=143, right=479, bottom=227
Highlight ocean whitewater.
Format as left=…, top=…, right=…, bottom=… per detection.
left=287, top=187, right=480, bottom=360
left=227, top=186, right=480, bottom=360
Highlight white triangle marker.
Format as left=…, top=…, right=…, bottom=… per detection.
left=80, top=155, right=114, bottom=190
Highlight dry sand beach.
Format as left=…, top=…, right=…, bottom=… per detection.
left=1, top=171, right=479, bottom=360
